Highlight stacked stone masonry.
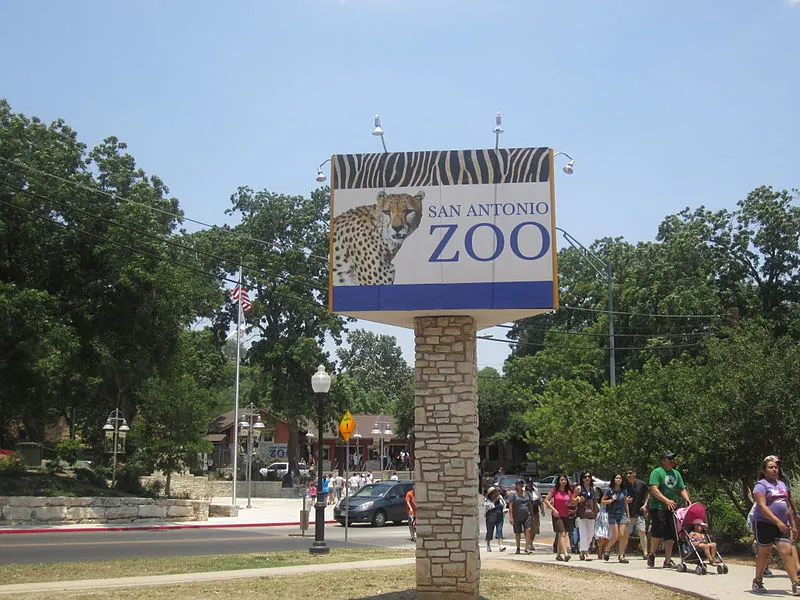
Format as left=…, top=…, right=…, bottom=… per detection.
left=0, top=496, right=210, bottom=525
left=414, top=316, right=480, bottom=600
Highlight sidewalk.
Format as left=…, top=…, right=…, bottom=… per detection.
left=0, top=501, right=777, bottom=599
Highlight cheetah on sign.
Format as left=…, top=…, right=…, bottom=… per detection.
left=332, top=190, right=424, bottom=286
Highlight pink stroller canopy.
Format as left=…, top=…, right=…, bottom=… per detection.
left=675, top=502, right=708, bottom=531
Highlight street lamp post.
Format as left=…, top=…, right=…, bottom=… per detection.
left=306, top=430, right=314, bottom=465
left=309, top=365, right=331, bottom=555
left=556, top=227, right=616, bottom=387
left=371, top=416, right=393, bottom=473
left=238, top=403, right=265, bottom=509
left=351, top=431, right=362, bottom=472
left=102, top=409, right=130, bottom=488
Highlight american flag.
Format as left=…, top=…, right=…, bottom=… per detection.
left=230, top=285, right=252, bottom=313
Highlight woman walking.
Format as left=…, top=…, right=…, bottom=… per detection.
left=601, top=473, right=631, bottom=563
left=484, top=487, right=507, bottom=552
left=574, top=471, right=600, bottom=561
left=545, top=475, right=576, bottom=561
left=751, top=456, right=800, bottom=595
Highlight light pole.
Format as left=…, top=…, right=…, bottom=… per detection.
left=238, top=403, right=265, bottom=509
left=371, top=416, right=393, bottom=473
left=351, top=431, right=362, bottom=472
left=102, top=409, right=130, bottom=488
left=309, top=365, right=331, bottom=555
left=306, top=430, right=314, bottom=465
left=555, top=227, right=616, bottom=387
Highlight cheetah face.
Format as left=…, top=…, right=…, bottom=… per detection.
left=377, top=190, right=424, bottom=246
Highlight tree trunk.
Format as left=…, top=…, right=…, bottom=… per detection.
left=165, top=470, right=172, bottom=497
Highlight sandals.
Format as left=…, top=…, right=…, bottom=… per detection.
left=619, top=556, right=629, bottom=563
left=663, top=559, right=676, bottom=568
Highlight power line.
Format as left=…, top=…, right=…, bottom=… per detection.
left=477, top=334, right=718, bottom=352
left=0, top=180, right=325, bottom=296
left=0, top=156, right=330, bottom=262
left=494, top=323, right=711, bottom=339
left=0, top=198, right=330, bottom=315
left=560, top=305, right=728, bottom=319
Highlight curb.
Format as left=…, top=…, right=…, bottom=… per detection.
left=0, top=519, right=338, bottom=535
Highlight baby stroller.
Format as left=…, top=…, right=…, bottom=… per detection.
left=674, top=503, right=728, bottom=575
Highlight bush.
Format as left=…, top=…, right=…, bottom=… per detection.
left=55, top=439, right=84, bottom=466
left=43, top=459, right=68, bottom=474
left=142, top=479, right=163, bottom=498
left=74, top=466, right=108, bottom=489
left=114, top=461, right=148, bottom=495
left=0, top=449, right=26, bottom=475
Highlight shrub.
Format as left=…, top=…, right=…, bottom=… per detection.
left=55, top=439, right=84, bottom=466
left=74, top=467, right=108, bottom=488
left=114, top=461, right=148, bottom=495
left=43, top=459, right=68, bottom=474
left=142, top=479, right=163, bottom=498
left=0, top=449, right=25, bottom=475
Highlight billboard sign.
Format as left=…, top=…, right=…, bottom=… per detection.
left=329, top=147, right=558, bottom=329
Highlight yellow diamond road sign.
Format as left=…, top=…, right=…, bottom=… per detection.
left=339, top=410, right=355, bottom=441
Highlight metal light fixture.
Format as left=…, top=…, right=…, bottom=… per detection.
left=309, top=365, right=332, bottom=555
left=371, top=114, right=388, bottom=153
left=315, top=158, right=331, bottom=183
left=554, top=151, right=576, bottom=175
left=239, top=403, right=265, bottom=509
left=103, top=409, right=130, bottom=488
left=493, top=111, right=503, bottom=150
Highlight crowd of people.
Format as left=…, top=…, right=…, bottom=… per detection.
left=483, top=452, right=800, bottom=597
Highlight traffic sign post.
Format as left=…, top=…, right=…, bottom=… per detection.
left=339, top=410, right=355, bottom=548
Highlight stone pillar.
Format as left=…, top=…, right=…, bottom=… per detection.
left=414, top=316, right=480, bottom=600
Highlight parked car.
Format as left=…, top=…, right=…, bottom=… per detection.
left=259, top=462, right=309, bottom=481
left=493, top=475, right=524, bottom=494
left=334, top=480, right=414, bottom=527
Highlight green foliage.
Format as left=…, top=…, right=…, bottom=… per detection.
left=113, top=461, right=148, bottom=495
left=55, top=439, right=83, bottom=466
left=130, top=375, right=213, bottom=495
left=73, top=466, right=108, bottom=488
left=0, top=449, right=25, bottom=475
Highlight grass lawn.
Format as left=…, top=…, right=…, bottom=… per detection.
left=0, top=548, right=412, bottom=585
left=1, top=558, right=695, bottom=600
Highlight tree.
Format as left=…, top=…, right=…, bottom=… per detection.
left=336, top=329, right=413, bottom=396
left=131, top=375, right=213, bottom=496
left=192, top=186, right=346, bottom=480
left=0, top=100, right=218, bottom=447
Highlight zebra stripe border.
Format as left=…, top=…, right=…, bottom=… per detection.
left=332, top=147, right=551, bottom=189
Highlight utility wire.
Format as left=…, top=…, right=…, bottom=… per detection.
left=0, top=156, right=331, bottom=262
left=493, top=323, right=711, bottom=339
left=477, top=334, right=719, bottom=352
left=0, top=198, right=330, bottom=314
left=559, top=305, right=728, bottom=319
left=0, top=181, right=325, bottom=295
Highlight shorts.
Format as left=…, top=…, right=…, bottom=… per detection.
left=650, top=508, right=677, bottom=541
left=608, top=512, right=629, bottom=526
left=626, top=515, right=647, bottom=535
left=513, top=516, right=532, bottom=534
left=552, top=516, right=571, bottom=534
left=754, top=520, right=792, bottom=547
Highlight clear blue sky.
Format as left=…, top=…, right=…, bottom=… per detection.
left=2, top=0, right=798, bottom=370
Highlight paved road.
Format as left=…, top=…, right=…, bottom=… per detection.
left=0, top=523, right=417, bottom=565
left=0, top=516, right=558, bottom=565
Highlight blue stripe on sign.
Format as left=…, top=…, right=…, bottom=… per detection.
left=332, top=281, right=555, bottom=311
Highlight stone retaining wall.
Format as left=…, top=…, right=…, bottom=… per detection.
left=139, top=475, right=306, bottom=500
left=0, top=496, right=210, bottom=525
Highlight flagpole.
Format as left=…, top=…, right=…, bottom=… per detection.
left=231, top=267, right=243, bottom=507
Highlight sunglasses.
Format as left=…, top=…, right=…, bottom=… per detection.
left=583, top=475, right=592, bottom=479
